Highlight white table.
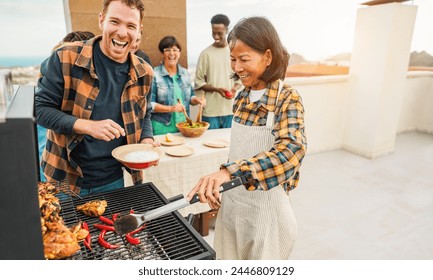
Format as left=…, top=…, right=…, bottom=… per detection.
left=124, top=128, right=231, bottom=218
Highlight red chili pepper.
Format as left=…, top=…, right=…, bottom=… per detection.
left=112, top=213, right=119, bottom=221
left=99, top=215, right=114, bottom=225
left=125, top=233, right=140, bottom=245
left=128, top=224, right=146, bottom=235
left=82, top=222, right=92, bottom=250
left=83, top=239, right=92, bottom=251
left=98, top=230, right=119, bottom=249
left=129, top=209, right=135, bottom=214
left=82, top=221, right=89, bottom=230
left=93, top=223, right=115, bottom=231
left=85, top=234, right=91, bottom=246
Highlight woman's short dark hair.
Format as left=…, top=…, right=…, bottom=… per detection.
left=228, top=16, right=289, bottom=82
left=158, top=36, right=182, bottom=53
left=62, top=31, right=95, bottom=43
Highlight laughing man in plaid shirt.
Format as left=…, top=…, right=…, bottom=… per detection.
left=35, top=0, right=157, bottom=196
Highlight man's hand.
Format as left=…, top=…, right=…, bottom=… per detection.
left=140, top=138, right=161, bottom=166
left=73, top=119, right=125, bottom=141
left=140, top=137, right=160, bottom=147
left=217, top=88, right=234, bottom=99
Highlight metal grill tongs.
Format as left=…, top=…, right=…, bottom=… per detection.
left=114, top=174, right=251, bottom=234
left=56, top=179, right=83, bottom=199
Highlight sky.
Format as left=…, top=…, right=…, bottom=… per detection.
left=0, top=0, right=432, bottom=64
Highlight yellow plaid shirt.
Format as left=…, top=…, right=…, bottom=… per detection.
left=222, top=80, right=307, bottom=192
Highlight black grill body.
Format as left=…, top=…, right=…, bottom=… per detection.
left=60, top=183, right=215, bottom=260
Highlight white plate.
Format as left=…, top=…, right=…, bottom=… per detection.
left=111, top=144, right=163, bottom=170
left=203, top=139, right=229, bottom=148
left=165, top=145, right=195, bottom=157
left=158, top=135, right=185, bottom=146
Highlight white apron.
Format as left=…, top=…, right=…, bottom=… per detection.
left=214, top=82, right=297, bottom=260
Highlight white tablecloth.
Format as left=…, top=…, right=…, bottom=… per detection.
left=124, top=128, right=231, bottom=216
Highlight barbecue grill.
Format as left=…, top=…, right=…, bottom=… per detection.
left=58, top=182, right=215, bottom=260
left=0, top=87, right=214, bottom=260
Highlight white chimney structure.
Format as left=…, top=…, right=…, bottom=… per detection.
left=343, top=2, right=418, bottom=158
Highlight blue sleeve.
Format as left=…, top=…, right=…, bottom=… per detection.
left=150, top=76, right=158, bottom=103
left=190, top=79, right=195, bottom=98
left=140, top=96, right=154, bottom=140
left=34, top=52, right=78, bottom=135
left=140, top=82, right=154, bottom=140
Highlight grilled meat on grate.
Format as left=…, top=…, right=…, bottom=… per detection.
left=43, top=222, right=81, bottom=260
left=76, top=199, right=107, bottom=217
left=70, top=221, right=89, bottom=241
left=38, top=182, right=81, bottom=259
left=50, top=183, right=215, bottom=260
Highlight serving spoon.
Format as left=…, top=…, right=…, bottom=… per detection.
left=177, top=98, right=193, bottom=126
left=196, top=100, right=202, bottom=123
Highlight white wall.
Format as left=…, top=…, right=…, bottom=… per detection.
left=285, top=71, right=433, bottom=156
left=189, top=71, right=432, bottom=158
left=286, top=76, right=348, bottom=154
left=398, top=71, right=433, bottom=134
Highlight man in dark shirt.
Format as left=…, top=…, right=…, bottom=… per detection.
left=35, top=0, right=157, bottom=196
left=132, top=30, right=152, bottom=66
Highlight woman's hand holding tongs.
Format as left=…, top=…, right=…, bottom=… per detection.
left=187, top=169, right=231, bottom=210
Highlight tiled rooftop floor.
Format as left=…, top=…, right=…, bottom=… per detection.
left=204, top=132, right=433, bottom=259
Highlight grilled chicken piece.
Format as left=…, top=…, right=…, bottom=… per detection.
left=38, top=182, right=62, bottom=222
left=70, top=221, right=89, bottom=241
left=41, top=217, right=47, bottom=236
left=43, top=222, right=80, bottom=260
left=38, top=181, right=59, bottom=195
left=40, top=196, right=62, bottom=222
left=76, top=200, right=108, bottom=217
left=38, top=182, right=83, bottom=259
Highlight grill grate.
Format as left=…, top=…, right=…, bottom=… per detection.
left=57, top=182, right=215, bottom=260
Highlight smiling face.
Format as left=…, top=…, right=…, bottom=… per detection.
left=98, top=1, right=141, bottom=63
left=162, top=46, right=181, bottom=68
left=230, top=40, right=272, bottom=90
left=131, top=32, right=141, bottom=53
left=211, top=23, right=228, bottom=48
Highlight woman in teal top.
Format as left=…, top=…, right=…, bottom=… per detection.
left=150, top=36, right=205, bottom=135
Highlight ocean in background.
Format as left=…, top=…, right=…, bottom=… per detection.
left=0, top=56, right=47, bottom=67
